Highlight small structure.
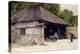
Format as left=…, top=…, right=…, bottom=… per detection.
left=11, top=5, right=67, bottom=45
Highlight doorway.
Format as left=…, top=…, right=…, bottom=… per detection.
left=44, top=24, right=58, bottom=40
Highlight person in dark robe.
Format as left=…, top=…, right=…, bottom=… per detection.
left=69, top=32, right=74, bottom=42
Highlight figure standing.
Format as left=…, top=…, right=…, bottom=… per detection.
left=69, top=32, right=74, bottom=42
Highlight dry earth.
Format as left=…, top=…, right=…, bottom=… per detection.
left=11, top=39, right=78, bottom=54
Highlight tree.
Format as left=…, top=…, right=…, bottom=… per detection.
left=42, top=3, right=60, bottom=16
left=59, top=9, right=73, bottom=24
left=72, top=16, right=78, bottom=26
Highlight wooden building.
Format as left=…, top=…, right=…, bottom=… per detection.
left=11, top=5, right=67, bottom=45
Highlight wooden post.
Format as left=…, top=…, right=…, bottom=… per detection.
left=58, top=27, right=60, bottom=39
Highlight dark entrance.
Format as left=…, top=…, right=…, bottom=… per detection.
left=38, top=20, right=66, bottom=40
left=44, top=22, right=66, bottom=40
left=44, top=23, right=59, bottom=40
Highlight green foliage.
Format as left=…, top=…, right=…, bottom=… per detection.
left=59, top=9, right=73, bottom=24
left=42, top=4, right=60, bottom=16
left=58, top=9, right=78, bottom=26
left=72, top=16, right=78, bottom=26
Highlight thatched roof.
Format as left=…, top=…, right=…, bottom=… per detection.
left=11, top=5, right=67, bottom=25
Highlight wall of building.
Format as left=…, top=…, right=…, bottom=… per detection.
left=16, top=27, right=44, bottom=45
left=13, top=21, right=44, bottom=45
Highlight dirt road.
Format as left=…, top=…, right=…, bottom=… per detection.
left=12, top=39, right=78, bottom=53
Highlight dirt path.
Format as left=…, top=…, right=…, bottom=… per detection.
left=12, top=39, right=78, bottom=54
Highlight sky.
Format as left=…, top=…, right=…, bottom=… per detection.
left=60, top=4, right=78, bottom=15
